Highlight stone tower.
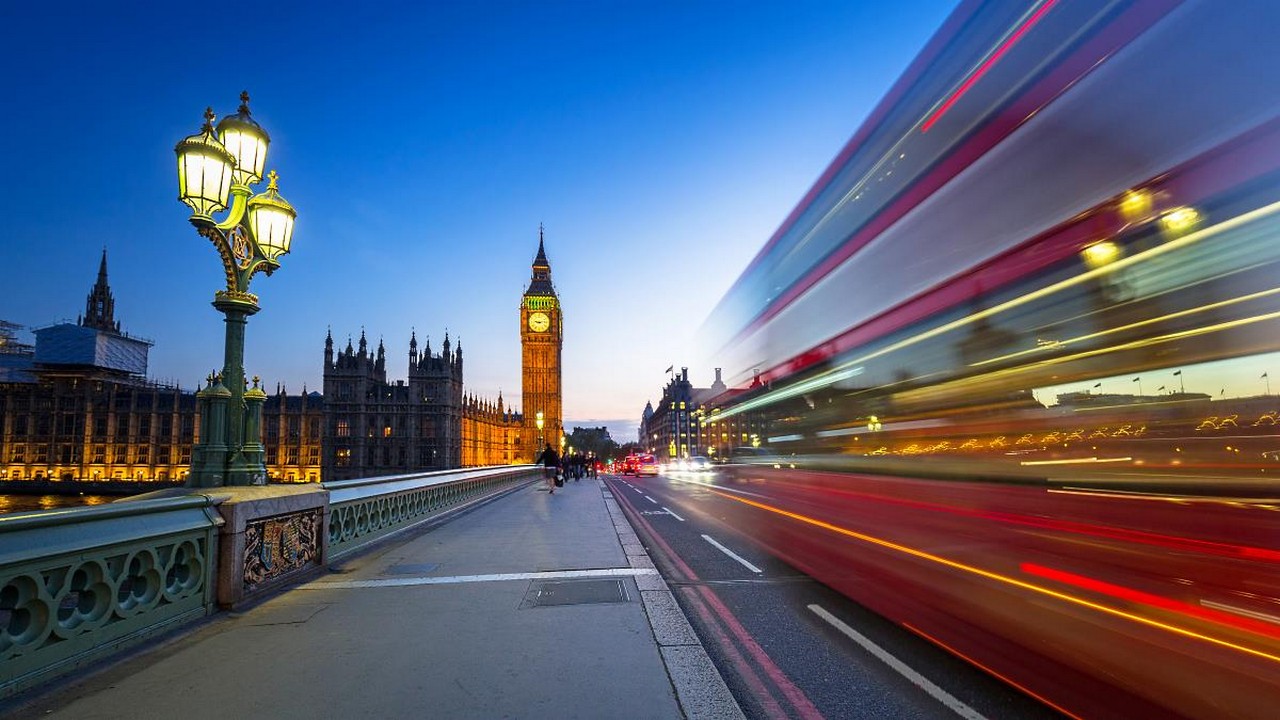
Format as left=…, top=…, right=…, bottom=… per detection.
left=520, top=227, right=563, bottom=459
left=80, top=249, right=120, bottom=332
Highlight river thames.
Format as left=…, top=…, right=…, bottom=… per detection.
left=0, top=494, right=116, bottom=515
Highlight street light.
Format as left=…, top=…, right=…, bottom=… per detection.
left=175, top=92, right=297, bottom=487
left=536, top=411, right=545, bottom=451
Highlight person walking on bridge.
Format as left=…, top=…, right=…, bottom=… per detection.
left=538, top=444, right=560, bottom=494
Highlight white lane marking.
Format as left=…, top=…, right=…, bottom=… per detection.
left=644, top=495, right=659, bottom=504
left=302, top=567, right=658, bottom=590
left=808, top=604, right=988, bottom=720
left=1201, top=599, right=1280, bottom=625
left=663, top=507, right=686, bottom=521
left=701, top=534, right=762, bottom=573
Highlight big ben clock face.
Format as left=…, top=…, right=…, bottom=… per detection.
left=528, top=312, right=550, bottom=332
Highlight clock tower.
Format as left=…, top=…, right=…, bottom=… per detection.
left=521, top=228, right=563, bottom=459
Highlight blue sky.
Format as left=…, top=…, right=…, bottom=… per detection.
left=2, top=0, right=956, bottom=441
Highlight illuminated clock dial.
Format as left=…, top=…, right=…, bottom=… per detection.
left=528, top=312, right=550, bottom=332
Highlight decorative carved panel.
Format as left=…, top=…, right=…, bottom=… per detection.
left=243, top=509, right=321, bottom=592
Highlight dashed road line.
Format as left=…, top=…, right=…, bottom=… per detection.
left=809, top=604, right=988, bottom=720
left=663, top=507, right=685, bottom=521
left=645, top=495, right=659, bottom=504
left=702, top=534, right=763, bottom=573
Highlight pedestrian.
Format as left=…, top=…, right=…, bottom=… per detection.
left=537, top=443, right=559, bottom=494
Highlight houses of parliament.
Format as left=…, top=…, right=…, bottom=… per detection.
left=0, top=237, right=564, bottom=484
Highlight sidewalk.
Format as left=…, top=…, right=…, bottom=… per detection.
left=9, top=477, right=741, bottom=720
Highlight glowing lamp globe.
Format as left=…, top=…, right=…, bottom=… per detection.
left=246, top=170, right=296, bottom=260
left=175, top=108, right=235, bottom=218
left=216, top=91, right=270, bottom=186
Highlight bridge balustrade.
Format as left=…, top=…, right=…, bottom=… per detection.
left=0, top=465, right=538, bottom=698
left=0, top=497, right=220, bottom=698
left=323, top=466, right=538, bottom=558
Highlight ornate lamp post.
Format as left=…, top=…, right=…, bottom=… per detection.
left=174, top=92, right=297, bottom=487
left=536, top=411, right=545, bottom=451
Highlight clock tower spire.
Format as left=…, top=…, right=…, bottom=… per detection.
left=521, top=226, right=563, bottom=459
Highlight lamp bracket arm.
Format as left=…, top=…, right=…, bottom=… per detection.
left=197, top=225, right=242, bottom=294
left=214, top=185, right=252, bottom=232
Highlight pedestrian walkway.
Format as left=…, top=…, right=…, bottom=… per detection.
left=8, top=478, right=742, bottom=720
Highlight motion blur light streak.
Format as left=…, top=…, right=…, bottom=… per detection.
left=921, top=0, right=1061, bottom=133
left=700, top=1, right=1280, bottom=714
left=1200, top=600, right=1280, bottom=627
left=754, top=478, right=1280, bottom=562
left=1019, top=456, right=1132, bottom=464
left=719, top=198, right=1280, bottom=420
left=1020, top=563, right=1280, bottom=640
left=969, top=286, right=1280, bottom=369
left=709, top=488, right=1280, bottom=665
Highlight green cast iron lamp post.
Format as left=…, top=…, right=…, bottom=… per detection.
left=174, top=92, right=297, bottom=487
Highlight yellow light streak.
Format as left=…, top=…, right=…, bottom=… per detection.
left=718, top=199, right=1280, bottom=420
left=963, top=307, right=1280, bottom=392
left=710, top=487, right=1280, bottom=664
left=1020, top=457, right=1132, bottom=466
left=970, top=286, right=1280, bottom=368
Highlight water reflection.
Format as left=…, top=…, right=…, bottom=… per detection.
left=0, top=494, right=113, bottom=515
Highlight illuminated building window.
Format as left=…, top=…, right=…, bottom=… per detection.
left=337, top=419, right=350, bottom=438
left=384, top=425, right=393, bottom=438
left=336, top=448, right=351, bottom=467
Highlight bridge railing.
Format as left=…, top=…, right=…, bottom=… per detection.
left=323, top=465, right=539, bottom=558
left=0, top=496, right=221, bottom=698
left=0, top=464, right=540, bottom=699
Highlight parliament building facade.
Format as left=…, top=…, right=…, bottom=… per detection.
left=1, top=237, right=564, bottom=485
left=322, top=235, right=564, bottom=479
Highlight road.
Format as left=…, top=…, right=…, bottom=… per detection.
left=601, top=471, right=1065, bottom=720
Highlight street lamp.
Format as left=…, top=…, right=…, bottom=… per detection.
left=175, top=92, right=297, bottom=487
left=536, top=411, right=545, bottom=451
